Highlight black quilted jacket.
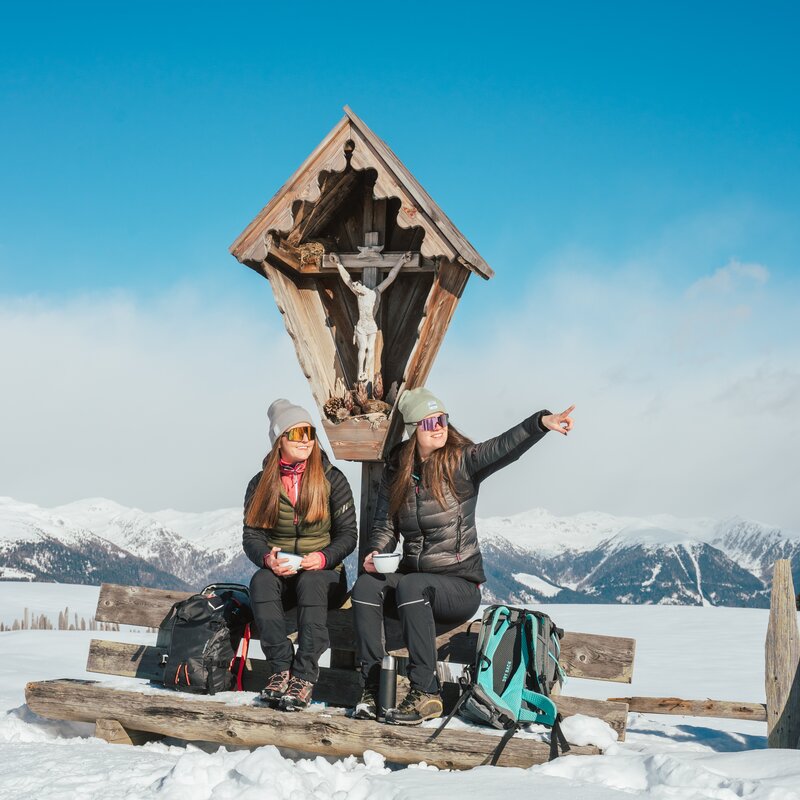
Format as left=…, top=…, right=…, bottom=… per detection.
left=368, top=411, right=551, bottom=584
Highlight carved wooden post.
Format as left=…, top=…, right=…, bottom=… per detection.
left=765, top=559, right=800, bottom=748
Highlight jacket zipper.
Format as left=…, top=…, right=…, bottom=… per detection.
left=414, top=476, right=422, bottom=570
left=293, top=472, right=299, bottom=551
left=455, top=514, right=463, bottom=562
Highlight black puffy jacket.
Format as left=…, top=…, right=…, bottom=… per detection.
left=368, top=411, right=551, bottom=584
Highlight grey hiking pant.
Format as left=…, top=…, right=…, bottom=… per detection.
left=250, top=568, right=347, bottom=683
left=351, top=571, right=481, bottom=694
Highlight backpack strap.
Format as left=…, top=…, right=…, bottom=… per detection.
left=428, top=677, right=473, bottom=743
left=489, top=722, right=520, bottom=766
left=518, top=688, right=557, bottom=726
left=548, top=713, right=571, bottom=760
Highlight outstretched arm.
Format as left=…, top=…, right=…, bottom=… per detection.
left=376, top=251, right=412, bottom=294
left=330, top=253, right=356, bottom=292
left=465, top=405, right=576, bottom=484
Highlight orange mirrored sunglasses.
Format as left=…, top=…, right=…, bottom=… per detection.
left=283, top=425, right=316, bottom=442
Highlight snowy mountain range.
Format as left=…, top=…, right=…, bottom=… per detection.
left=2, top=496, right=798, bottom=607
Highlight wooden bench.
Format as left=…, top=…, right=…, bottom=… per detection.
left=25, top=583, right=637, bottom=769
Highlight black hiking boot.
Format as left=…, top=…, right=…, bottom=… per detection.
left=384, top=687, right=443, bottom=726
left=278, top=675, right=314, bottom=711
left=353, top=684, right=378, bottom=721
left=257, top=670, right=290, bottom=706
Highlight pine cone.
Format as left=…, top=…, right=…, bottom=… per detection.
left=363, top=399, right=391, bottom=415
left=373, top=373, right=384, bottom=400
left=335, top=407, right=351, bottom=421
left=355, top=381, right=369, bottom=408
left=343, top=391, right=354, bottom=411
left=323, top=395, right=345, bottom=422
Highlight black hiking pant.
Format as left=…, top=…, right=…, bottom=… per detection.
left=250, top=568, right=347, bottom=683
left=351, top=571, right=481, bottom=694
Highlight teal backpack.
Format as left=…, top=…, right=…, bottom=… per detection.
left=431, top=605, right=570, bottom=763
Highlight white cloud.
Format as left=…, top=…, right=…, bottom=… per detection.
left=686, top=259, right=769, bottom=298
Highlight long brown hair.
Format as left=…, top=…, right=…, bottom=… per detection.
left=388, top=424, right=474, bottom=517
left=244, top=438, right=329, bottom=528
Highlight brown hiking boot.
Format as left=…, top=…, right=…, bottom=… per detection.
left=258, top=670, right=290, bottom=705
left=278, top=675, right=314, bottom=711
left=384, top=687, right=443, bottom=726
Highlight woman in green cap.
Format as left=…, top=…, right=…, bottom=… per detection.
left=351, top=388, right=575, bottom=725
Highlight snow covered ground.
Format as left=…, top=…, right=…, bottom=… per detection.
left=1, top=582, right=799, bottom=798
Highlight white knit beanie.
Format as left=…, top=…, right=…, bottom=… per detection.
left=267, top=399, right=314, bottom=447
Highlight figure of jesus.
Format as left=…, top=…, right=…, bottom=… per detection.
left=330, top=251, right=412, bottom=383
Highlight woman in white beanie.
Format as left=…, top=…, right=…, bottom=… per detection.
left=243, top=399, right=357, bottom=711
left=351, top=387, right=575, bottom=725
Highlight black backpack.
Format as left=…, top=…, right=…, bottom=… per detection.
left=156, top=583, right=253, bottom=695
left=431, top=605, right=570, bottom=763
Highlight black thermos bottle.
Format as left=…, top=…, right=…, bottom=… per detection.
left=378, top=654, right=397, bottom=718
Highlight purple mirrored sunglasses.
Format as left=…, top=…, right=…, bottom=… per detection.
left=416, top=413, right=449, bottom=432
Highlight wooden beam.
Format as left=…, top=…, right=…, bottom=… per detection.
left=402, top=258, right=469, bottom=390
left=26, top=680, right=599, bottom=768
left=319, top=252, right=430, bottom=272
left=264, top=234, right=302, bottom=272
left=608, top=696, right=767, bottom=722
left=358, top=461, right=384, bottom=563
left=765, top=559, right=800, bottom=748
left=291, top=169, right=360, bottom=245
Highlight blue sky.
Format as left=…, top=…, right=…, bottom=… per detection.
left=1, top=2, right=798, bottom=526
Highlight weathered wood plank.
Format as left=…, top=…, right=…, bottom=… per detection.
left=402, top=258, right=470, bottom=390
left=95, top=584, right=192, bottom=626
left=765, top=559, right=800, bottom=748
left=93, top=584, right=635, bottom=682
left=388, top=621, right=635, bottom=684
left=85, top=640, right=629, bottom=738
left=608, top=696, right=766, bottom=722
left=318, top=253, right=429, bottom=272
left=26, top=680, right=599, bottom=768
left=320, top=417, right=391, bottom=461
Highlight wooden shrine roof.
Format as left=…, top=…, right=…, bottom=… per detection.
left=230, top=106, right=493, bottom=280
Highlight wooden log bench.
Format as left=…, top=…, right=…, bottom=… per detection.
left=25, top=583, right=637, bottom=769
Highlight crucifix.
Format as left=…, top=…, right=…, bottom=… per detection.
left=330, top=245, right=412, bottom=384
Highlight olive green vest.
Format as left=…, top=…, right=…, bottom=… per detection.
left=266, top=484, right=337, bottom=567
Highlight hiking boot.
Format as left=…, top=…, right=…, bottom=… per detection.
left=258, top=670, right=290, bottom=705
left=384, top=688, right=443, bottom=726
left=353, top=684, right=378, bottom=721
left=278, top=675, right=314, bottom=711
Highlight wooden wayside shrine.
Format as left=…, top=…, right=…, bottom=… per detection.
left=230, top=107, right=490, bottom=492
